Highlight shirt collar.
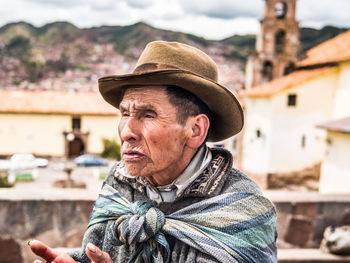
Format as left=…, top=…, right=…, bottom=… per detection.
left=156, top=144, right=212, bottom=195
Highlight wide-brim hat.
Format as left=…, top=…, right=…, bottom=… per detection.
left=98, top=41, right=243, bottom=142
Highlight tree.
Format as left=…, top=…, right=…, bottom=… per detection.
left=101, top=138, right=121, bottom=160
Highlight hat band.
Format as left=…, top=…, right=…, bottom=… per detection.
left=134, top=63, right=180, bottom=73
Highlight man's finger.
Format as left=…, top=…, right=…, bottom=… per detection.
left=51, top=254, right=76, bottom=263
left=28, top=240, right=60, bottom=262
left=85, top=243, right=112, bottom=263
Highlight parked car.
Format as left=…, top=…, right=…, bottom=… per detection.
left=74, top=154, right=108, bottom=167
left=9, top=153, right=48, bottom=170
left=10, top=153, right=49, bottom=170
left=33, top=157, right=49, bottom=168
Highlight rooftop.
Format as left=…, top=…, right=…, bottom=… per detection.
left=0, top=90, right=118, bottom=115
left=317, top=117, right=350, bottom=133
left=244, top=67, right=332, bottom=97
left=298, top=30, right=350, bottom=67
left=246, top=30, right=350, bottom=97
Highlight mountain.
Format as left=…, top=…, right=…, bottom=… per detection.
left=0, top=21, right=348, bottom=91
left=299, top=26, right=348, bottom=54
left=88, top=22, right=211, bottom=56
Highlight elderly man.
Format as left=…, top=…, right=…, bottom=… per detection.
left=30, top=41, right=277, bottom=263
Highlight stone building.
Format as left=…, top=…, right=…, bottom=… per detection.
left=0, top=90, right=119, bottom=158
left=245, top=0, right=299, bottom=90
left=242, top=30, right=350, bottom=188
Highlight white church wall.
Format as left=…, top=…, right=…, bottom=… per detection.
left=333, top=62, right=350, bottom=119
left=242, top=97, right=273, bottom=174
left=319, top=131, right=350, bottom=193
left=267, top=71, right=337, bottom=173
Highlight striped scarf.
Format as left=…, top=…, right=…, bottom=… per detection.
left=88, top=183, right=277, bottom=263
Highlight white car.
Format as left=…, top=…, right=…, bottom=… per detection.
left=9, top=153, right=48, bottom=170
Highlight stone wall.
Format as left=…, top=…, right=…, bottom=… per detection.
left=272, top=192, right=350, bottom=249
left=1, top=192, right=350, bottom=262
left=0, top=199, right=94, bottom=263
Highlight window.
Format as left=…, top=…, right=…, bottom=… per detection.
left=301, top=135, right=306, bottom=148
left=262, top=61, right=273, bottom=82
left=232, top=138, right=237, bottom=150
left=275, top=30, right=286, bottom=54
left=287, top=94, right=297, bottom=107
left=284, top=62, right=295, bottom=75
left=275, top=2, right=287, bottom=19
left=256, top=129, right=261, bottom=138
left=72, top=116, right=81, bottom=130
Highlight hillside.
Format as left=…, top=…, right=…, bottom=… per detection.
left=0, top=21, right=347, bottom=92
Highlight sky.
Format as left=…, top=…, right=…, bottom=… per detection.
left=0, top=0, right=349, bottom=40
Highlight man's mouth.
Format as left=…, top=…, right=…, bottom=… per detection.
left=122, top=150, right=145, bottom=161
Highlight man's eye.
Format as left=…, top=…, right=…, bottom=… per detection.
left=145, top=114, right=155, bottom=118
left=122, top=112, right=130, bottom=117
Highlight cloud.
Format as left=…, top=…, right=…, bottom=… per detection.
left=125, top=0, right=156, bottom=9
left=25, top=0, right=85, bottom=7
left=178, top=0, right=263, bottom=19
left=89, top=0, right=118, bottom=11
left=148, top=14, right=260, bottom=40
left=298, top=0, right=350, bottom=28
left=0, top=0, right=349, bottom=40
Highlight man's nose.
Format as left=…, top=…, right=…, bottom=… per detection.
left=119, top=117, right=141, bottom=142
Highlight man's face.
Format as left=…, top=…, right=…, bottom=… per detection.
left=118, top=86, right=191, bottom=185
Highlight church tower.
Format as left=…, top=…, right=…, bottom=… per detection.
left=245, top=0, right=299, bottom=89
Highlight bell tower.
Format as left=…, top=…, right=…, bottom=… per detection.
left=245, top=0, right=299, bottom=89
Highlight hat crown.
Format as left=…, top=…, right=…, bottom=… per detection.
left=135, top=41, right=218, bottom=82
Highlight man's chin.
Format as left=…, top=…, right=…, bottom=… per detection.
left=124, top=163, right=147, bottom=178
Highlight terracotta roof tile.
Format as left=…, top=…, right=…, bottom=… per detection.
left=317, top=117, right=350, bottom=133
left=298, top=30, right=350, bottom=67
left=0, top=90, right=118, bottom=115
left=244, top=67, right=333, bottom=97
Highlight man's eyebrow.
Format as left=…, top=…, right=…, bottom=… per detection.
left=119, top=103, right=157, bottom=112
left=135, top=104, right=157, bottom=111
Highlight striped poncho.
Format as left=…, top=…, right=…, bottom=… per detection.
left=88, top=183, right=277, bottom=263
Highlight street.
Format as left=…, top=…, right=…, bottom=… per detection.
left=0, top=160, right=114, bottom=200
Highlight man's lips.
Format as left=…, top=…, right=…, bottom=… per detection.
left=122, top=150, right=146, bottom=161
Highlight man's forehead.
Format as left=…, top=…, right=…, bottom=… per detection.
left=119, top=85, right=169, bottom=108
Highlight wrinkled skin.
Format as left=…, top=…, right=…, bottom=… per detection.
left=29, top=85, right=209, bottom=262
left=119, top=86, right=198, bottom=186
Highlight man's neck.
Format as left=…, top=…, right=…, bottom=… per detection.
left=145, top=147, right=197, bottom=186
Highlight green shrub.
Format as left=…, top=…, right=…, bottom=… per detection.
left=99, top=172, right=107, bottom=180
left=101, top=138, right=121, bottom=160
left=0, top=170, right=15, bottom=187
left=16, top=173, right=33, bottom=182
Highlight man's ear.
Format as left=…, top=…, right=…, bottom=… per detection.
left=186, top=114, right=210, bottom=149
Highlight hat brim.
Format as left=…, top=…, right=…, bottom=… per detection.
left=98, top=69, right=243, bottom=142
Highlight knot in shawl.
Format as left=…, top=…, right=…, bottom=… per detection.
left=88, top=184, right=277, bottom=263
left=116, top=201, right=165, bottom=244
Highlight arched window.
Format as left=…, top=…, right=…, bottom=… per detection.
left=262, top=60, right=273, bottom=82
left=284, top=62, right=295, bottom=75
left=275, top=2, right=287, bottom=19
left=275, top=30, right=286, bottom=54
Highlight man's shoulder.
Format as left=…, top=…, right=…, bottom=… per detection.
left=223, top=166, right=264, bottom=195
left=209, top=147, right=263, bottom=193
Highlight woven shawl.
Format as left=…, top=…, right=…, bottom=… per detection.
left=88, top=182, right=277, bottom=263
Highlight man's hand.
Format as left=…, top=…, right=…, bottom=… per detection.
left=29, top=240, right=112, bottom=263
left=85, top=243, right=113, bottom=263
